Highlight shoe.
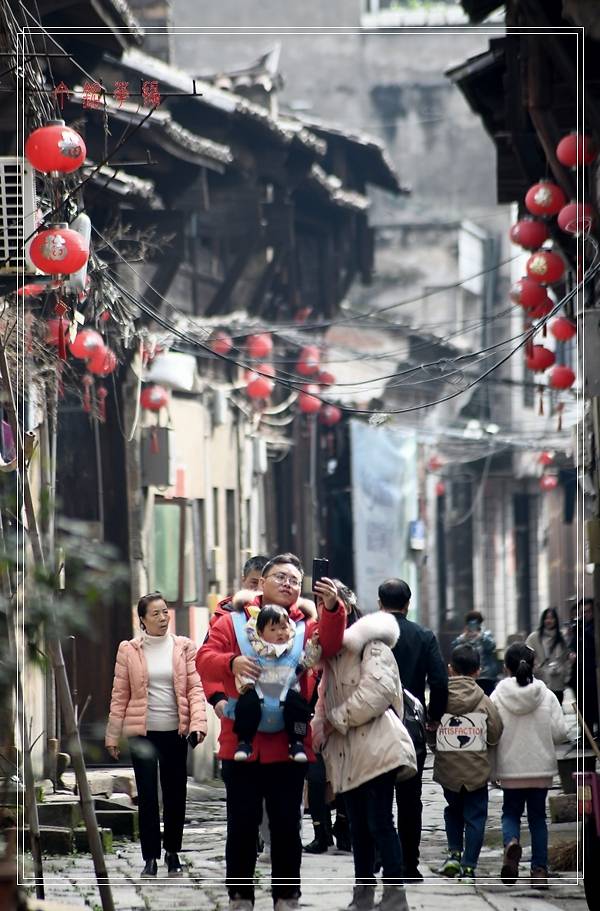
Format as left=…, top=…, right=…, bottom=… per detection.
left=229, top=898, right=254, bottom=911
left=439, top=851, right=461, bottom=877
left=375, top=885, right=409, bottom=911
left=459, top=866, right=476, bottom=883
left=403, top=867, right=423, bottom=882
left=140, top=859, right=157, bottom=877
left=303, top=825, right=329, bottom=854
left=500, top=838, right=522, bottom=885
left=531, top=867, right=549, bottom=890
left=289, top=742, right=308, bottom=762
left=333, top=815, right=352, bottom=852
left=234, top=742, right=253, bottom=761
left=273, top=898, right=300, bottom=911
left=165, top=852, right=183, bottom=876
left=346, top=884, right=376, bottom=910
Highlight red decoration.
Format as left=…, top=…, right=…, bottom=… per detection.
left=529, top=297, right=553, bottom=320
left=557, top=202, right=593, bottom=235
left=524, top=181, right=567, bottom=217
left=540, top=475, right=559, bottom=492
left=318, top=370, right=336, bottom=386
left=246, top=333, right=273, bottom=360
left=525, top=345, right=555, bottom=372
left=82, top=374, right=93, bottom=413
left=87, top=347, right=117, bottom=376
left=427, top=455, right=444, bottom=472
left=319, top=404, right=342, bottom=426
left=538, top=451, right=554, bottom=466
left=549, top=317, right=576, bottom=342
left=99, top=309, right=111, bottom=323
left=294, top=307, right=313, bottom=324
left=509, top=219, right=549, bottom=250
left=30, top=224, right=89, bottom=275
left=210, top=330, right=233, bottom=356
left=69, top=328, right=104, bottom=360
left=556, top=133, right=597, bottom=168
left=140, top=385, right=169, bottom=412
left=246, top=374, right=274, bottom=399
left=46, top=318, right=69, bottom=347
left=298, top=384, right=322, bottom=414
left=296, top=346, right=321, bottom=377
left=526, top=250, right=565, bottom=285
left=549, top=364, right=576, bottom=389
left=435, top=481, right=446, bottom=496
left=24, top=120, right=86, bottom=174
left=509, top=278, right=548, bottom=310
left=96, top=385, right=108, bottom=423
left=17, top=282, right=48, bottom=297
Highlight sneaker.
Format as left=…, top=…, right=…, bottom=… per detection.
left=165, top=852, right=183, bottom=876
left=140, top=859, right=157, bottom=877
left=459, top=866, right=476, bottom=883
left=234, top=742, right=253, bottom=761
left=289, top=742, right=308, bottom=762
left=500, top=838, right=522, bottom=885
left=531, top=866, right=549, bottom=890
left=439, top=852, right=462, bottom=877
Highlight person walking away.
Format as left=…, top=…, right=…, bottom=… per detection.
left=433, top=645, right=503, bottom=883
left=106, top=592, right=207, bottom=877
left=491, top=643, right=568, bottom=889
left=378, top=578, right=448, bottom=881
left=452, top=611, right=498, bottom=695
left=210, top=555, right=269, bottom=628
left=526, top=608, right=573, bottom=705
left=197, top=554, right=346, bottom=911
left=313, top=585, right=417, bottom=911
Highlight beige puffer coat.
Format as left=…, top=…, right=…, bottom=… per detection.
left=105, top=635, right=207, bottom=746
left=312, top=612, right=417, bottom=794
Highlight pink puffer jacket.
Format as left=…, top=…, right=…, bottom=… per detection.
left=105, top=635, right=207, bottom=746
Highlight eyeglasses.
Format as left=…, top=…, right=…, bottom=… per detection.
left=265, top=571, right=302, bottom=588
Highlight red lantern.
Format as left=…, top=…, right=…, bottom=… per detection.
left=25, top=120, right=86, bottom=175
left=538, top=452, right=554, bottom=466
left=526, top=250, right=565, bottom=285
left=509, top=219, right=549, bottom=250
left=246, top=374, right=274, bottom=399
left=298, top=384, right=322, bottom=414
left=557, top=202, right=593, bottom=235
left=524, top=181, right=567, bottom=217
left=435, top=481, right=446, bottom=497
left=556, top=133, right=597, bottom=168
left=87, top=347, right=117, bottom=376
left=69, top=328, right=104, bottom=360
left=540, top=475, right=559, bottom=492
left=318, top=370, right=336, bottom=386
left=549, top=364, right=576, bottom=389
left=509, top=278, right=548, bottom=310
left=319, top=404, right=342, bottom=426
left=140, top=384, right=169, bottom=412
left=529, top=297, right=553, bottom=320
left=246, top=333, right=272, bottom=360
left=525, top=345, right=555, bottom=372
left=296, top=346, right=321, bottom=377
left=30, top=224, right=88, bottom=275
left=210, top=330, right=233, bottom=356
left=549, top=317, right=576, bottom=342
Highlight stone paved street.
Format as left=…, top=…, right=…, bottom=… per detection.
left=24, top=754, right=589, bottom=911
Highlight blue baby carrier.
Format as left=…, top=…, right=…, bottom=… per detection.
left=223, top=611, right=305, bottom=733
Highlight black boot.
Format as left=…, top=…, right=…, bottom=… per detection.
left=303, top=822, right=329, bottom=854
left=141, top=859, right=157, bottom=877
left=165, top=852, right=183, bottom=876
left=346, top=885, right=376, bottom=910
left=333, top=813, right=352, bottom=852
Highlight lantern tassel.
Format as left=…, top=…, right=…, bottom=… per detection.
left=57, top=362, right=64, bottom=399
left=97, top=385, right=107, bottom=423
left=58, top=316, right=67, bottom=361
left=150, top=427, right=160, bottom=454
left=538, top=386, right=544, bottom=416
left=82, top=375, right=92, bottom=413
left=557, top=402, right=564, bottom=432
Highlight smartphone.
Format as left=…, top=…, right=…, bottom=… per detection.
left=187, top=732, right=199, bottom=749
left=312, top=557, right=329, bottom=591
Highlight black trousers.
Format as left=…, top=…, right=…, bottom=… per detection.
left=129, top=730, right=188, bottom=860
left=234, top=688, right=310, bottom=747
left=221, top=759, right=307, bottom=901
left=344, top=769, right=404, bottom=885
left=394, top=750, right=426, bottom=872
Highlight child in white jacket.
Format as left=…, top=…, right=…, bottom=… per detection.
left=491, top=643, right=568, bottom=890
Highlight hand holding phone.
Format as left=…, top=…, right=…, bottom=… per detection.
left=312, top=557, right=329, bottom=591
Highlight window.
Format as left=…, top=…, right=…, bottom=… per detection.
left=153, top=498, right=204, bottom=607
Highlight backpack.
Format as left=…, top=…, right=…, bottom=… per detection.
left=222, top=611, right=306, bottom=733
left=402, top=687, right=427, bottom=766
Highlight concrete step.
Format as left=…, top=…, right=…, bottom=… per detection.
left=73, top=826, right=113, bottom=853
left=95, top=808, right=138, bottom=840
left=36, top=801, right=82, bottom=829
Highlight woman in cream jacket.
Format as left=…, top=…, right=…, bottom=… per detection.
left=312, top=586, right=416, bottom=911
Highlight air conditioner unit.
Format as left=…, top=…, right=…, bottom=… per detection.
left=0, top=157, right=38, bottom=274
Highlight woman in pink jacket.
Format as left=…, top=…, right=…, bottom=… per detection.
left=106, top=592, right=207, bottom=878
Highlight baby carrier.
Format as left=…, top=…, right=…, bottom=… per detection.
left=223, top=610, right=306, bottom=732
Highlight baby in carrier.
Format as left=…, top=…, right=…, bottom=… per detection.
left=232, top=604, right=321, bottom=762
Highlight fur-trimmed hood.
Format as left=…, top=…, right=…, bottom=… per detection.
left=231, top=589, right=318, bottom=620
left=342, top=610, right=399, bottom=653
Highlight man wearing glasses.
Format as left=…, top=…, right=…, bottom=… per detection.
left=197, top=553, right=345, bottom=911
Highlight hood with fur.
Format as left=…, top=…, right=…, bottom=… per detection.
left=343, top=610, right=399, bottom=653
left=231, top=589, right=317, bottom=620
left=492, top=675, right=547, bottom=715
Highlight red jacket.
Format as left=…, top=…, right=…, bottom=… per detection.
left=196, top=594, right=346, bottom=762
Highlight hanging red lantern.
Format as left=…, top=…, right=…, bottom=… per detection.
left=526, top=250, right=565, bottom=285
left=557, top=202, right=593, bottom=235
left=525, top=345, right=555, bottom=372
left=509, top=278, right=548, bottom=310
left=298, top=384, right=322, bottom=414
left=318, top=370, right=336, bottom=386
left=540, top=475, right=559, bottom=491
left=319, top=404, right=342, bottom=426
left=524, top=181, right=567, bottom=217
left=556, top=133, right=597, bottom=168
left=24, top=120, right=86, bottom=175
left=296, top=346, right=321, bottom=376
left=246, top=333, right=273, bottom=360
left=538, top=451, right=554, bottom=466
left=87, top=347, right=117, bottom=376
left=549, top=364, right=576, bottom=389
left=140, top=384, right=169, bottom=412
left=29, top=224, right=89, bottom=275
left=549, top=317, right=577, bottom=342
left=529, top=297, right=553, bottom=320
left=435, top=481, right=446, bottom=497
left=246, top=374, right=274, bottom=399
left=509, top=218, right=549, bottom=250
left=69, top=328, right=104, bottom=360
left=210, top=330, right=233, bottom=356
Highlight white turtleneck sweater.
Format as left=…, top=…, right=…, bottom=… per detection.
left=143, top=633, right=179, bottom=731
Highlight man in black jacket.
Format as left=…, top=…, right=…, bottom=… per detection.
left=379, top=578, right=448, bottom=882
